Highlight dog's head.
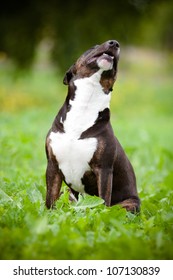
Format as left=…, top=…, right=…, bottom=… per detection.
left=63, top=40, right=120, bottom=93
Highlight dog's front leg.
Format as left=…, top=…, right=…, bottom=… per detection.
left=46, top=159, right=62, bottom=209
left=94, top=167, right=113, bottom=206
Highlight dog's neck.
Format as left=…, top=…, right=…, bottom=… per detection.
left=63, top=71, right=112, bottom=138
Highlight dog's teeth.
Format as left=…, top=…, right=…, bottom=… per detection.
left=102, top=53, right=114, bottom=59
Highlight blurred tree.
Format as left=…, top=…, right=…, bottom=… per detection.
left=0, top=1, right=43, bottom=67
left=0, top=0, right=172, bottom=71
left=49, top=0, right=144, bottom=70
left=135, top=0, right=173, bottom=51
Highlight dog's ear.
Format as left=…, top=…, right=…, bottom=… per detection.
left=63, top=64, right=76, bottom=85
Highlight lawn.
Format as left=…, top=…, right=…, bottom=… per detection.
left=0, top=48, right=173, bottom=259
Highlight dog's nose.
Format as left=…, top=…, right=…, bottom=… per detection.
left=108, top=40, right=120, bottom=49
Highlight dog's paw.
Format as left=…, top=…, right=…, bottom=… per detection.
left=118, top=198, right=140, bottom=213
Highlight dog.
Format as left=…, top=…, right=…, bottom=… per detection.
left=45, top=40, right=140, bottom=212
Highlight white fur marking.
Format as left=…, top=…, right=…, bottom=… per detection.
left=50, top=133, right=97, bottom=192
left=49, top=71, right=111, bottom=193
left=64, top=71, right=111, bottom=138
left=97, top=54, right=113, bottom=70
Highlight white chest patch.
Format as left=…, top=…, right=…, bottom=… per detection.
left=49, top=133, right=97, bottom=192
left=49, top=71, right=111, bottom=193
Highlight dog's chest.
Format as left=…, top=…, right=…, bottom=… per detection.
left=50, top=132, right=97, bottom=192
left=49, top=74, right=111, bottom=192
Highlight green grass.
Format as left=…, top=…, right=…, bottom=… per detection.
left=0, top=48, right=173, bottom=260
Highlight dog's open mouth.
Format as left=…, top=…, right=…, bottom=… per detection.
left=87, top=51, right=114, bottom=63
left=97, top=53, right=114, bottom=70
left=97, top=52, right=114, bottom=61
left=87, top=49, right=118, bottom=70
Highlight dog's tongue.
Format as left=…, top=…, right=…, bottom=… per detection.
left=97, top=53, right=114, bottom=70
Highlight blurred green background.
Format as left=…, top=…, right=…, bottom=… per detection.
left=0, top=0, right=173, bottom=260
left=0, top=0, right=173, bottom=71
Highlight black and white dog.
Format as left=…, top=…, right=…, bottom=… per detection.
left=45, top=40, right=140, bottom=212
